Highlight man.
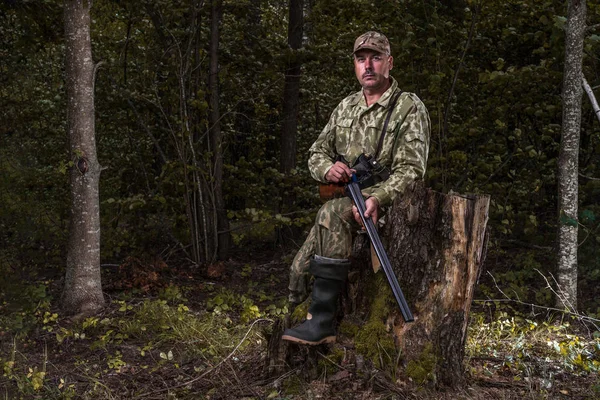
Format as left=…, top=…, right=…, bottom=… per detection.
left=282, top=31, right=430, bottom=345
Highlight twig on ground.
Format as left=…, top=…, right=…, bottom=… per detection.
left=316, top=351, right=349, bottom=371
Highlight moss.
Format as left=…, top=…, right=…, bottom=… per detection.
left=290, top=300, right=309, bottom=324
left=318, top=346, right=345, bottom=375
left=354, top=273, right=396, bottom=369
left=337, top=320, right=359, bottom=338
left=405, top=343, right=437, bottom=384
left=282, top=375, right=303, bottom=396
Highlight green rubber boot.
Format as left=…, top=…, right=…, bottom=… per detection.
left=282, top=255, right=348, bottom=345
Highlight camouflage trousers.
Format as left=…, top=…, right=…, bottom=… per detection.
left=288, top=197, right=360, bottom=303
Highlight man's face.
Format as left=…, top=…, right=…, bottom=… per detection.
left=353, top=49, right=393, bottom=92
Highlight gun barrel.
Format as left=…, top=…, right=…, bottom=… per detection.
left=347, top=181, right=414, bottom=322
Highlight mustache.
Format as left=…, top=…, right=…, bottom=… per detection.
left=363, top=69, right=375, bottom=78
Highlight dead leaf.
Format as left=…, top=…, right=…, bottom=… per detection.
left=207, top=262, right=226, bottom=278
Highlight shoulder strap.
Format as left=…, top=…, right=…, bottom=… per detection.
left=374, top=90, right=402, bottom=159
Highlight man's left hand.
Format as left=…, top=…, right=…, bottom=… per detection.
left=352, top=196, right=379, bottom=227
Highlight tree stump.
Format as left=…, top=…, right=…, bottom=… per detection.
left=267, top=182, right=490, bottom=388
left=351, top=181, right=490, bottom=387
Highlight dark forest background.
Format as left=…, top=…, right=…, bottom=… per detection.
left=3, top=0, right=599, bottom=310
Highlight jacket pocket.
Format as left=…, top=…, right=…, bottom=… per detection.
left=334, top=118, right=354, bottom=156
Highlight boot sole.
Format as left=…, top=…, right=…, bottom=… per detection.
left=281, top=334, right=336, bottom=345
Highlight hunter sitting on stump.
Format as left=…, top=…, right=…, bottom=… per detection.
left=282, top=31, right=431, bottom=345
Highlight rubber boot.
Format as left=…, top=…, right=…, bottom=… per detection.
left=282, top=255, right=348, bottom=345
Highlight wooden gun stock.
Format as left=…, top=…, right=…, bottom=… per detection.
left=319, top=183, right=346, bottom=201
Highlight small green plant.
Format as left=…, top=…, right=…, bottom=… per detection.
left=26, top=366, right=46, bottom=391
left=206, top=288, right=237, bottom=315
left=57, top=378, right=77, bottom=399
left=2, top=337, right=17, bottom=378
left=264, top=302, right=289, bottom=318
left=159, top=284, right=187, bottom=304
left=241, top=264, right=252, bottom=278
left=107, top=351, right=127, bottom=372
left=239, top=295, right=261, bottom=323
left=547, top=332, right=600, bottom=373
left=116, top=300, right=134, bottom=313
left=1, top=339, right=48, bottom=394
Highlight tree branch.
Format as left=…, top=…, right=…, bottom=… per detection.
left=92, top=60, right=105, bottom=90
left=582, top=76, right=600, bottom=124
left=586, top=22, right=600, bottom=33
left=579, top=172, right=600, bottom=181
left=442, top=5, right=478, bottom=138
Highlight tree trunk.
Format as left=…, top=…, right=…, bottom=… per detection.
left=557, top=0, right=586, bottom=311
left=280, top=0, right=303, bottom=175
left=208, top=0, right=231, bottom=261
left=61, top=0, right=105, bottom=316
left=187, top=1, right=209, bottom=265
left=277, top=0, right=304, bottom=242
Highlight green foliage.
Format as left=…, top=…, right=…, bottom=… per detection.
left=0, top=279, right=52, bottom=335
left=467, top=313, right=600, bottom=377
left=0, top=1, right=69, bottom=273
left=206, top=287, right=288, bottom=324
left=0, top=338, right=50, bottom=396
left=158, top=284, right=187, bottom=304
left=228, top=205, right=316, bottom=246
left=0, top=287, right=272, bottom=398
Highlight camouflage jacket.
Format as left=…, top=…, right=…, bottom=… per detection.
left=308, top=77, right=431, bottom=208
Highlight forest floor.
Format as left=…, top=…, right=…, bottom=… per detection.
left=1, top=246, right=599, bottom=399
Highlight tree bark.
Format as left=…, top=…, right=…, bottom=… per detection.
left=61, top=0, right=105, bottom=316
left=208, top=0, right=231, bottom=261
left=557, top=0, right=586, bottom=311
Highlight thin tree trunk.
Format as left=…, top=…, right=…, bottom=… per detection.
left=187, top=1, right=208, bottom=265
left=557, top=0, right=586, bottom=311
left=280, top=0, right=303, bottom=175
left=442, top=5, right=478, bottom=138
left=208, top=0, right=230, bottom=261
left=61, top=0, right=105, bottom=316
left=277, top=0, right=304, bottom=243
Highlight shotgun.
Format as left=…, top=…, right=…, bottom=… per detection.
left=346, top=175, right=414, bottom=323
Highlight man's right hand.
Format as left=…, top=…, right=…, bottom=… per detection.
left=325, top=161, right=354, bottom=183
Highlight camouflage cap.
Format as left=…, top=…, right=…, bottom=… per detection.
left=353, top=31, right=391, bottom=55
